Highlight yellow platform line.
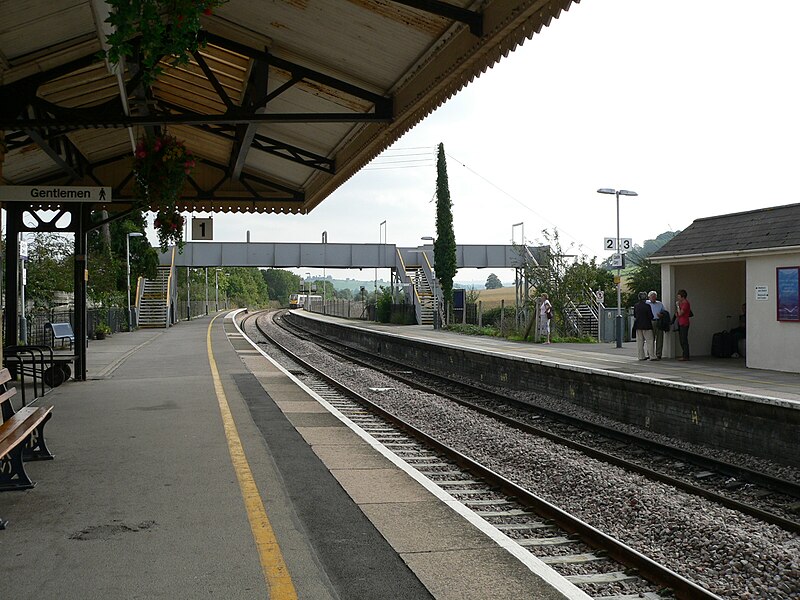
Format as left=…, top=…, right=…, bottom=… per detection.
left=207, top=317, right=297, bottom=599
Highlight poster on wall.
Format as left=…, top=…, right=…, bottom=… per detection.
left=776, top=267, right=800, bottom=321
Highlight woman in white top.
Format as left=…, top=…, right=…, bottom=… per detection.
left=539, top=293, right=552, bottom=344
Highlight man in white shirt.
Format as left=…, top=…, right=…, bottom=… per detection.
left=647, top=291, right=667, bottom=360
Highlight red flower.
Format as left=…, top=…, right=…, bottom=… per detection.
left=154, top=219, right=161, bottom=227
left=136, top=150, right=147, bottom=159
left=203, top=8, right=213, bottom=15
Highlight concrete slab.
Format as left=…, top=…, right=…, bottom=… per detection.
left=275, top=399, right=332, bottom=413
left=329, top=468, right=434, bottom=504
left=359, top=500, right=496, bottom=553
left=312, top=444, right=394, bottom=470
left=286, top=412, right=346, bottom=427
left=403, top=547, right=571, bottom=600
left=297, top=425, right=376, bottom=446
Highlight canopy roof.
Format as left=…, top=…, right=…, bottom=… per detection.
left=0, top=0, right=577, bottom=215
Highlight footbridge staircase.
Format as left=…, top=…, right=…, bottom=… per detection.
left=134, top=249, right=177, bottom=328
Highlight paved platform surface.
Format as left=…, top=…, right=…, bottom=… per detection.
left=297, top=311, right=800, bottom=407
left=0, top=312, right=585, bottom=600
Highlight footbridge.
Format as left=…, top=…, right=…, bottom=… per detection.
left=157, top=242, right=545, bottom=270
left=144, top=242, right=545, bottom=328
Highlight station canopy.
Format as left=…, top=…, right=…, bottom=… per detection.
left=0, top=0, right=577, bottom=216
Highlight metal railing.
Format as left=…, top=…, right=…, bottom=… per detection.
left=9, top=306, right=131, bottom=347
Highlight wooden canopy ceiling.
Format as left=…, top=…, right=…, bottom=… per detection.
left=0, top=0, right=578, bottom=215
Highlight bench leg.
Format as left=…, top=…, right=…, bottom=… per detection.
left=0, top=445, right=35, bottom=491
left=23, top=414, right=54, bottom=461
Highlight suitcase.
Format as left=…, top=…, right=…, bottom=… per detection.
left=711, top=331, right=736, bottom=358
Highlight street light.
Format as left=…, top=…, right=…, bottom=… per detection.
left=215, top=268, right=222, bottom=310
left=597, top=188, right=638, bottom=348
left=126, top=232, right=144, bottom=331
left=376, top=220, right=387, bottom=299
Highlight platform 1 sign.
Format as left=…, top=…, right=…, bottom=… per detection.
left=0, top=185, right=112, bottom=203
left=192, top=217, right=213, bottom=240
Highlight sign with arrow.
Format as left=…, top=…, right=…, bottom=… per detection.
left=0, top=185, right=112, bottom=203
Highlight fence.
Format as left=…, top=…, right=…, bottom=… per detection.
left=306, top=299, right=368, bottom=320
left=11, top=306, right=130, bottom=347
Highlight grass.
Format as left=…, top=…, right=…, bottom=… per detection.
left=446, top=324, right=597, bottom=344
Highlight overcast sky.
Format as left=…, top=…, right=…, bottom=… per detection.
left=155, top=0, right=800, bottom=284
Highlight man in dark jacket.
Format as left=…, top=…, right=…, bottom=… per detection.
left=633, top=291, right=655, bottom=360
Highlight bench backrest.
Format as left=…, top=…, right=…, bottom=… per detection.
left=46, top=323, right=75, bottom=338
left=0, top=368, right=17, bottom=420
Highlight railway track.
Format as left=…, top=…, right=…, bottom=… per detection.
left=239, top=310, right=726, bottom=600
left=278, top=310, right=800, bottom=534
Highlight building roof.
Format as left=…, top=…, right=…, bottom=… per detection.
left=651, top=203, right=800, bottom=259
left=0, top=0, right=579, bottom=216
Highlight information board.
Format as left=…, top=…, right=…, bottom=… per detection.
left=776, top=267, right=799, bottom=321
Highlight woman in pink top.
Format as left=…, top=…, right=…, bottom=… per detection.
left=675, top=289, right=691, bottom=361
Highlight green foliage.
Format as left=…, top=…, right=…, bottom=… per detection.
left=446, top=323, right=502, bottom=337
left=481, top=306, right=516, bottom=329
left=433, top=142, right=457, bottom=307
left=623, top=257, right=662, bottom=307
left=485, top=273, right=502, bottom=289
left=375, top=287, right=392, bottom=323
left=262, top=269, right=301, bottom=305
left=24, top=234, right=74, bottom=308
left=104, top=0, right=228, bottom=86
left=219, top=268, right=270, bottom=308
left=524, top=229, right=617, bottom=335
left=86, top=214, right=158, bottom=307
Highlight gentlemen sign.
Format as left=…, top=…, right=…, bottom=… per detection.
left=0, top=185, right=112, bottom=202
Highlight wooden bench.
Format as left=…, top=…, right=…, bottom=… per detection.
left=0, top=368, right=54, bottom=529
left=45, top=322, right=75, bottom=350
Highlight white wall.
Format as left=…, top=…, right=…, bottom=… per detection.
left=746, top=252, right=800, bottom=372
left=660, top=261, right=746, bottom=357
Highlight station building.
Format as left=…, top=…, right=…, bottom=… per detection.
left=651, top=203, right=800, bottom=373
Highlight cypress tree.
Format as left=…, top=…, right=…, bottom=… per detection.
left=433, top=143, right=457, bottom=309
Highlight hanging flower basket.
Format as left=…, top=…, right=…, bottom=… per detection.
left=104, top=0, right=228, bottom=86
left=133, top=134, right=195, bottom=250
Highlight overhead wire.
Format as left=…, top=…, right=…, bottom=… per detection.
left=444, top=151, right=601, bottom=256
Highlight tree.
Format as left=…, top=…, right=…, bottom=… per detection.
left=485, top=273, right=502, bottom=289
left=222, top=268, right=270, bottom=308
left=623, top=258, right=661, bottom=307
left=262, top=269, right=301, bottom=305
left=524, top=228, right=616, bottom=337
left=24, top=234, right=74, bottom=308
left=433, top=142, right=457, bottom=308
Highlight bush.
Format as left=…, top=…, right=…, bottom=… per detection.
left=375, top=287, right=392, bottom=323
left=481, top=306, right=516, bottom=329
left=447, top=323, right=501, bottom=337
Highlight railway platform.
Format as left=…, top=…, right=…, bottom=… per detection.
left=0, top=311, right=586, bottom=600
left=296, top=310, right=800, bottom=406
left=291, top=310, right=800, bottom=468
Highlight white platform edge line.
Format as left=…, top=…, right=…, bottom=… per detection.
left=231, top=310, right=592, bottom=600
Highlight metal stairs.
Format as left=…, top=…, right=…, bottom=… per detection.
left=573, top=303, right=599, bottom=337
left=137, top=266, right=171, bottom=328
left=406, top=266, right=435, bottom=325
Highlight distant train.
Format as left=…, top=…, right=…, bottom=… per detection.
left=288, top=293, right=322, bottom=309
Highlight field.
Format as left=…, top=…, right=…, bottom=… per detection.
left=472, top=286, right=516, bottom=308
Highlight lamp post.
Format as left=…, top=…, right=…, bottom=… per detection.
left=597, top=188, right=638, bottom=348
left=126, top=232, right=144, bottom=331
left=215, top=268, right=222, bottom=311
left=321, top=231, right=327, bottom=310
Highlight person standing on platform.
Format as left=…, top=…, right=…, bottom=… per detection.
left=676, top=289, right=692, bottom=361
left=647, top=291, right=667, bottom=360
left=633, top=291, right=655, bottom=360
left=539, top=293, right=552, bottom=345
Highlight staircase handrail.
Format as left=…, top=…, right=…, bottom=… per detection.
left=395, top=249, right=423, bottom=325
left=420, top=251, right=440, bottom=301
left=134, top=276, right=144, bottom=327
